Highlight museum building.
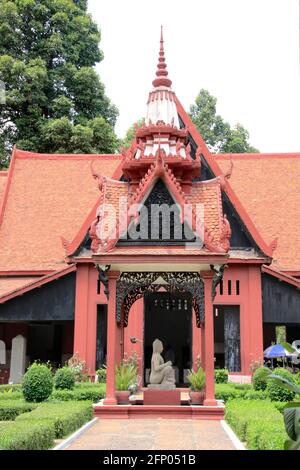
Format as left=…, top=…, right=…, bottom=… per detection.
left=0, top=32, right=299, bottom=407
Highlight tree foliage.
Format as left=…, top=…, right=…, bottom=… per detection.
left=122, top=118, right=144, bottom=149
left=0, top=0, right=119, bottom=167
left=189, top=89, right=259, bottom=153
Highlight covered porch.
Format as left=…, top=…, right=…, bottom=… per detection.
left=87, top=250, right=227, bottom=418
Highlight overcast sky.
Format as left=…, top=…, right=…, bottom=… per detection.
left=88, top=0, right=300, bottom=153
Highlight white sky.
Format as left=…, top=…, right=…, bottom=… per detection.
left=88, top=0, right=300, bottom=153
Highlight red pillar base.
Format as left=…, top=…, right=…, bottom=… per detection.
left=103, top=397, right=118, bottom=406
left=203, top=398, right=218, bottom=406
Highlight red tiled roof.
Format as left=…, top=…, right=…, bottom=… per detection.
left=0, top=277, right=38, bottom=297
left=0, top=265, right=76, bottom=303
left=0, top=171, right=7, bottom=204
left=188, top=180, right=223, bottom=245
left=0, top=148, right=123, bottom=271
left=215, top=153, right=300, bottom=271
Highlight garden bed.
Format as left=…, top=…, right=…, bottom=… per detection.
left=225, top=399, right=286, bottom=450
left=0, top=400, right=93, bottom=450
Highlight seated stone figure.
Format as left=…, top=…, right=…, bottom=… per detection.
left=148, top=339, right=176, bottom=390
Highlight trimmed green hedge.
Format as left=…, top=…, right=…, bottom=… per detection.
left=0, top=421, right=55, bottom=450
left=215, top=384, right=243, bottom=401
left=16, top=401, right=93, bottom=438
left=0, top=400, right=93, bottom=449
left=0, top=391, right=23, bottom=401
left=52, top=383, right=105, bottom=402
left=0, top=384, right=22, bottom=393
left=215, top=383, right=268, bottom=402
left=0, top=400, right=37, bottom=421
left=225, top=399, right=286, bottom=450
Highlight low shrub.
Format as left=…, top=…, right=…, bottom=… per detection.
left=253, top=367, right=271, bottom=391
left=0, top=400, right=37, bottom=421
left=214, top=369, right=228, bottom=384
left=0, top=390, right=23, bottom=401
left=266, top=368, right=296, bottom=402
left=52, top=384, right=105, bottom=403
left=0, top=421, right=55, bottom=450
left=225, top=399, right=285, bottom=449
left=54, top=367, right=75, bottom=390
left=16, top=401, right=93, bottom=438
left=215, top=384, right=244, bottom=402
left=0, top=384, right=22, bottom=393
left=243, top=390, right=268, bottom=400
left=96, top=367, right=107, bottom=383
left=246, top=418, right=286, bottom=450
left=22, top=363, right=53, bottom=402
left=232, top=383, right=252, bottom=391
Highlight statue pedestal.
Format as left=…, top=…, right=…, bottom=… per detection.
left=143, top=389, right=181, bottom=405
left=147, top=383, right=176, bottom=390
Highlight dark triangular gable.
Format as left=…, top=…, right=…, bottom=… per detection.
left=117, top=179, right=196, bottom=246
left=221, top=192, right=254, bottom=249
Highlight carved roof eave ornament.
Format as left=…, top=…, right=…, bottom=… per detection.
left=116, top=272, right=205, bottom=327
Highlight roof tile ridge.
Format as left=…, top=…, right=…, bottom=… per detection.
left=215, top=152, right=300, bottom=159
left=15, top=147, right=122, bottom=160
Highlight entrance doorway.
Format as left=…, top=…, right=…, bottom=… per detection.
left=144, top=291, right=192, bottom=386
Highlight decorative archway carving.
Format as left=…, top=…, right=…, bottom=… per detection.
left=116, top=272, right=204, bottom=327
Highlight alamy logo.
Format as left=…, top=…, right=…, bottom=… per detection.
left=95, top=197, right=205, bottom=248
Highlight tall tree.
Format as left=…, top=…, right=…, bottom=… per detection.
left=189, top=89, right=259, bottom=153
left=0, top=0, right=119, bottom=168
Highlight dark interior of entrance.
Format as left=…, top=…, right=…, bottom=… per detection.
left=144, top=291, right=192, bottom=386
left=214, top=305, right=241, bottom=372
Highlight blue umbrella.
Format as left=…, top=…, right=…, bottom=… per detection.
left=264, top=344, right=293, bottom=358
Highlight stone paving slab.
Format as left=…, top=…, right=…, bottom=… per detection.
left=65, top=419, right=236, bottom=450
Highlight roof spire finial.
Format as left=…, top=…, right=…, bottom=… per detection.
left=152, top=26, right=172, bottom=88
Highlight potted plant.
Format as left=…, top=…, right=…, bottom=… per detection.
left=115, top=361, right=137, bottom=404
left=187, top=367, right=206, bottom=405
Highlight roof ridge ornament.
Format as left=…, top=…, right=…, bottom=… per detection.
left=152, top=26, right=172, bottom=88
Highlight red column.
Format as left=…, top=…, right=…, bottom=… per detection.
left=192, top=308, right=201, bottom=369
left=103, top=271, right=119, bottom=405
left=201, top=325, right=206, bottom=370
left=202, top=271, right=217, bottom=406
left=73, top=264, right=89, bottom=361
left=248, top=266, right=264, bottom=372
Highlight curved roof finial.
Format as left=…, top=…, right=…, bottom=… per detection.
left=152, top=26, right=172, bottom=88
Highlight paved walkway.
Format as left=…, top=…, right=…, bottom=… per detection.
left=66, top=419, right=236, bottom=450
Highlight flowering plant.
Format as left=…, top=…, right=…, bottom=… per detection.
left=67, top=353, right=88, bottom=382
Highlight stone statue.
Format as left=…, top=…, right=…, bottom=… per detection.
left=148, top=339, right=176, bottom=390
